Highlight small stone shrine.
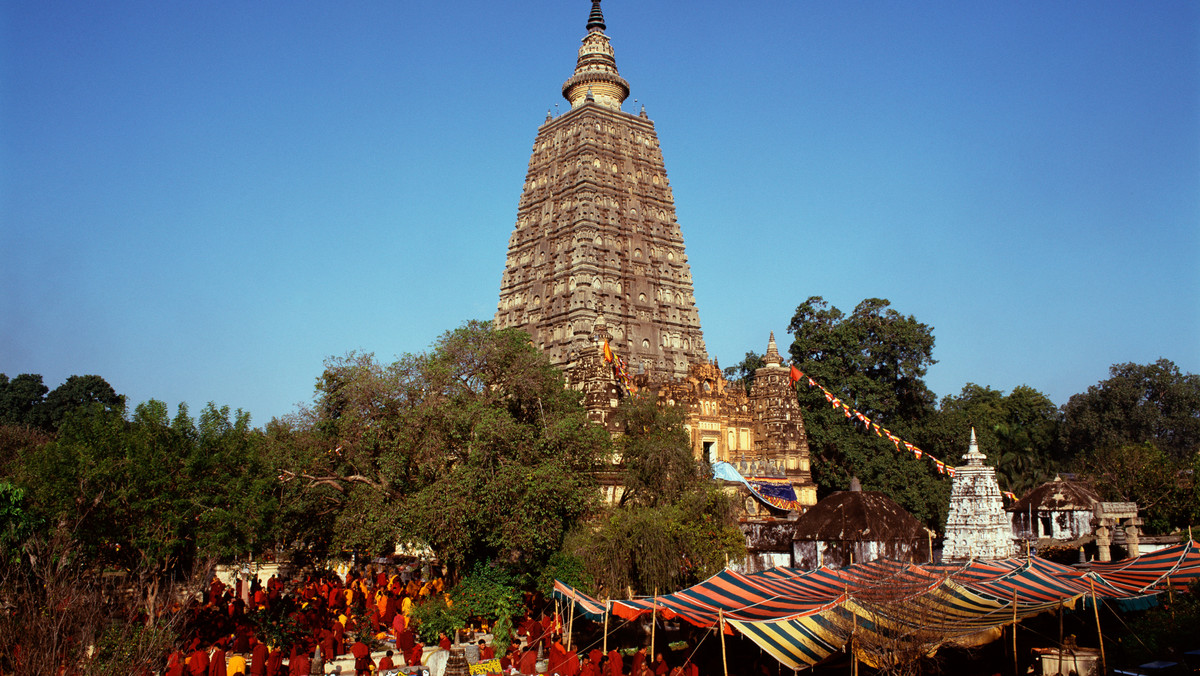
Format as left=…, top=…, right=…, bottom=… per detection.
left=942, top=429, right=1017, bottom=561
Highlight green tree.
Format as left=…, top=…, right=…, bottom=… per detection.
left=279, top=321, right=611, bottom=580
left=924, top=383, right=1061, bottom=496
left=0, top=374, right=48, bottom=426
left=614, top=396, right=702, bottom=507
left=1061, top=359, right=1200, bottom=462
left=1075, top=442, right=1194, bottom=533
left=564, top=396, right=745, bottom=596
left=15, top=400, right=272, bottom=578
left=38, top=374, right=125, bottom=431
left=786, top=296, right=948, bottom=528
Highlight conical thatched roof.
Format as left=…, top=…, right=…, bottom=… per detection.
left=792, top=489, right=927, bottom=543
left=1007, top=475, right=1099, bottom=513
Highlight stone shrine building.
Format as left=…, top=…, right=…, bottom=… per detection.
left=942, top=429, right=1017, bottom=561
left=494, top=1, right=816, bottom=508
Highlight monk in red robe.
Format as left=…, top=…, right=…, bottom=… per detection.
left=607, top=650, right=623, bottom=676
left=185, top=643, right=210, bottom=676
left=249, top=642, right=268, bottom=676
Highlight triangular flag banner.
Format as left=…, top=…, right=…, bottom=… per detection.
left=790, top=367, right=958, bottom=485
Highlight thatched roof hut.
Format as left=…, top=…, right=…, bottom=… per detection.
left=1008, top=474, right=1100, bottom=542
left=792, top=482, right=931, bottom=569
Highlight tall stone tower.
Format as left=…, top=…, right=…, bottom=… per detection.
left=494, top=0, right=707, bottom=381
left=493, top=1, right=816, bottom=512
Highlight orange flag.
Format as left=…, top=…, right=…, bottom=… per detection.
left=789, top=365, right=803, bottom=384
left=603, top=340, right=614, bottom=363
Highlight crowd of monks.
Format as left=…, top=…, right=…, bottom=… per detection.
left=509, top=615, right=701, bottom=676
left=160, top=566, right=445, bottom=676
left=4, top=563, right=708, bottom=676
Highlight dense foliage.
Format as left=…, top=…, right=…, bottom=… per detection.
left=274, top=321, right=610, bottom=580
left=787, top=296, right=949, bottom=528
left=564, top=396, right=746, bottom=596
left=785, top=296, right=1198, bottom=534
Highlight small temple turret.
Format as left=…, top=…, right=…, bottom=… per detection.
left=942, top=429, right=1017, bottom=561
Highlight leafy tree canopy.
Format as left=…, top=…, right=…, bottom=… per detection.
left=0, top=373, right=124, bottom=432
left=787, top=296, right=947, bottom=528
left=1075, top=442, right=1196, bottom=533
left=1061, top=359, right=1200, bottom=462
left=13, top=400, right=273, bottom=575
left=278, top=320, right=611, bottom=581
left=923, top=383, right=1061, bottom=496
left=565, top=395, right=745, bottom=596
left=613, top=395, right=703, bottom=508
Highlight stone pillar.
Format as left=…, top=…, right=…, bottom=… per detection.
left=1124, top=519, right=1143, bottom=558
left=1094, top=524, right=1112, bottom=563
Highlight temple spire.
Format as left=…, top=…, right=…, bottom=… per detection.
left=764, top=332, right=783, bottom=366
left=586, top=0, right=606, bottom=32
left=562, top=0, right=630, bottom=109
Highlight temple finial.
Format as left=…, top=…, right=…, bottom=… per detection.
left=562, top=0, right=630, bottom=109
left=586, top=0, right=606, bottom=32
left=764, top=332, right=782, bottom=366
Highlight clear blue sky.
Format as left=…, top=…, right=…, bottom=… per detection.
left=3, top=1, right=1197, bottom=425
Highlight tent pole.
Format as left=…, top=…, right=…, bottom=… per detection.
left=1012, top=588, right=1019, bottom=676
left=1089, top=578, right=1106, bottom=676
left=719, top=609, right=729, bottom=676
left=651, top=588, right=657, bottom=660
left=603, top=600, right=610, bottom=655
left=850, top=611, right=857, bottom=676
left=566, top=595, right=574, bottom=652
left=1058, top=600, right=1063, bottom=647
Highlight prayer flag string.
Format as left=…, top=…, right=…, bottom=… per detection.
left=787, top=366, right=1002, bottom=487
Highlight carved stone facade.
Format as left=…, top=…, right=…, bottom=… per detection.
left=942, top=430, right=1017, bottom=561
left=494, top=1, right=816, bottom=509
left=494, top=1, right=705, bottom=380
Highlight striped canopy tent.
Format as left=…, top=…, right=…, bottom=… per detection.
left=555, top=541, right=1199, bottom=671
left=553, top=580, right=609, bottom=622
left=1086, top=539, right=1200, bottom=594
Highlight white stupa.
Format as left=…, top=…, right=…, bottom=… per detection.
left=941, top=429, right=1017, bottom=561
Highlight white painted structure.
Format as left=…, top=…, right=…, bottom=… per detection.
left=942, top=429, right=1017, bottom=561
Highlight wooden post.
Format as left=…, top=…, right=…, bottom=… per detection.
left=650, top=588, right=657, bottom=660
left=565, top=594, right=574, bottom=651
left=603, top=600, right=610, bottom=654
left=1058, top=600, right=1064, bottom=648
left=718, top=609, right=729, bottom=676
left=1089, top=578, right=1106, bottom=676
left=1012, top=588, right=1019, bottom=676
left=850, top=611, right=858, bottom=676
